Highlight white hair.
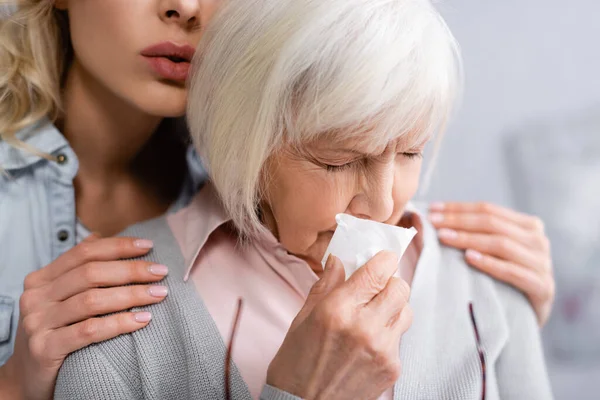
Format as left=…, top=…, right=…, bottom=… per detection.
left=188, top=0, right=462, bottom=238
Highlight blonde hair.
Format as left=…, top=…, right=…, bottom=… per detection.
left=0, top=0, right=70, bottom=157
left=188, top=0, right=462, bottom=238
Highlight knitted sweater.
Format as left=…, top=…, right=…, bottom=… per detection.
left=54, top=216, right=553, bottom=399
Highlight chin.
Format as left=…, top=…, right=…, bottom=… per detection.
left=135, top=83, right=188, bottom=117
left=295, top=233, right=334, bottom=272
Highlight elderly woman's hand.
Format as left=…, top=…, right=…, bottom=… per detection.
left=428, top=202, right=555, bottom=326
left=3, top=234, right=169, bottom=400
left=267, top=251, right=412, bottom=400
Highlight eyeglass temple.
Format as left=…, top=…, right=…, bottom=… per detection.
left=469, top=302, right=486, bottom=400
left=225, top=299, right=486, bottom=400
left=225, top=298, right=244, bottom=400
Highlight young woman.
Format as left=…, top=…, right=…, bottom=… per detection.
left=0, top=1, right=218, bottom=398
left=0, top=0, right=554, bottom=398
left=55, top=0, right=552, bottom=398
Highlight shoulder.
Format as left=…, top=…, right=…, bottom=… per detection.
left=438, top=240, right=536, bottom=324
left=434, top=234, right=539, bottom=367
left=419, top=210, right=535, bottom=320
left=55, top=238, right=196, bottom=399
left=56, top=218, right=183, bottom=399
left=55, top=332, right=142, bottom=399
left=420, top=212, right=537, bottom=334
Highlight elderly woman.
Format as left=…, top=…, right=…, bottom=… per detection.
left=54, top=0, right=553, bottom=399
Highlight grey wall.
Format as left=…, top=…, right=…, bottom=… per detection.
left=427, top=0, right=600, bottom=205
left=431, top=2, right=600, bottom=399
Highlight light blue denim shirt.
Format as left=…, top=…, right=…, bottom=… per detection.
left=0, top=118, right=206, bottom=365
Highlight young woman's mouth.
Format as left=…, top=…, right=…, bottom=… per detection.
left=141, top=42, right=196, bottom=82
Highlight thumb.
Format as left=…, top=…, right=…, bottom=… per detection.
left=292, top=255, right=345, bottom=327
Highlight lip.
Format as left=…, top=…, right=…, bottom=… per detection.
left=141, top=42, right=196, bottom=82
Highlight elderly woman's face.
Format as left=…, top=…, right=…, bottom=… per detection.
left=261, top=134, right=426, bottom=274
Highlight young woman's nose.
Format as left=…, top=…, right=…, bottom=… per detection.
left=159, top=0, right=203, bottom=29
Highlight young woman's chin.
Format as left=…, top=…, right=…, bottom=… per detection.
left=132, top=81, right=189, bottom=118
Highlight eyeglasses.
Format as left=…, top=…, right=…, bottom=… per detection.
left=224, top=299, right=486, bottom=400
left=225, top=298, right=244, bottom=400
left=469, top=302, right=486, bottom=400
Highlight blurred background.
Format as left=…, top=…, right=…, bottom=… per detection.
left=2, top=0, right=598, bottom=398
left=430, top=1, right=600, bottom=399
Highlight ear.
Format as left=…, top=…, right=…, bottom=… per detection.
left=54, top=0, right=69, bottom=11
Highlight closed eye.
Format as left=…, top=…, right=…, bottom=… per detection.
left=324, top=161, right=357, bottom=172
left=400, top=152, right=423, bottom=160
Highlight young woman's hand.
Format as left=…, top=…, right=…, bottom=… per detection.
left=267, top=251, right=412, bottom=400
left=1, top=235, right=169, bottom=400
left=428, top=202, right=554, bottom=326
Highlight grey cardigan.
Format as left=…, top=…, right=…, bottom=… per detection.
left=55, top=215, right=553, bottom=400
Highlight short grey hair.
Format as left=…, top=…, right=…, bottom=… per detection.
left=187, top=0, right=462, bottom=238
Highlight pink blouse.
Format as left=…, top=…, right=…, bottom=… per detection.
left=167, top=184, right=423, bottom=399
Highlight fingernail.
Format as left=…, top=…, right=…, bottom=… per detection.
left=428, top=213, right=444, bottom=223
left=466, top=249, right=483, bottom=261
left=429, top=202, right=445, bottom=211
left=134, top=312, right=152, bottom=323
left=134, top=239, right=154, bottom=249
left=324, top=254, right=334, bottom=272
left=148, top=285, right=168, bottom=297
left=438, top=228, right=457, bottom=240
left=148, top=264, right=169, bottom=276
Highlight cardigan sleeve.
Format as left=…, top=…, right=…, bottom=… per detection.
left=494, top=282, right=554, bottom=400
left=260, top=384, right=305, bottom=400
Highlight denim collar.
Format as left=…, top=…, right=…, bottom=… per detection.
left=0, top=118, right=70, bottom=171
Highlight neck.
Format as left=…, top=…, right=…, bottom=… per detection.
left=58, top=59, right=163, bottom=181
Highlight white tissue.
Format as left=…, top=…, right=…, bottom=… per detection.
left=321, top=213, right=417, bottom=279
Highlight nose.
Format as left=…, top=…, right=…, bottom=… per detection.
left=347, top=162, right=395, bottom=223
left=159, top=0, right=202, bottom=29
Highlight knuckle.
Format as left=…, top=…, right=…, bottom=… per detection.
left=316, top=302, right=349, bottom=332
left=543, top=277, right=556, bottom=301
left=116, top=238, right=134, bottom=252
left=28, top=335, right=48, bottom=361
left=390, top=278, right=410, bottom=303
left=503, top=262, right=521, bottom=282
left=132, top=261, right=150, bottom=279
left=78, top=319, right=99, bottom=340
left=308, top=279, right=329, bottom=297
left=539, top=235, right=551, bottom=252
left=23, top=271, right=41, bottom=290
left=544, top=256, right=553, bottom=271
left=362, top=266, right=386, bottom=292
left=477, top=202, right=495, bottom=214
left=22, top=313, right=43, bottom=337
left=548, top=279, right=556, bottom=300
left=19, top=289, right=38, bottom=316
left=81, top=263, right=103, bottom=286
left=77, top=242, right=95, bottom=263
left=354, top=324, right=377, bottom=348
left=454, top=231, right=467, bottom=246
left=485, top=215, right=501, bottom=231
left=495, top=237, right=512, bottom=253
left=381, top=358, right=402, bottom=384
left=531, top=216, right=545, bottom=232
left=133, top=285, right=151, bottom=300
left=398, top=279, right=411, bottom=299
left=400, top=305, right=414, bottom=329
left=81, top=290, right=103, bottom=312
